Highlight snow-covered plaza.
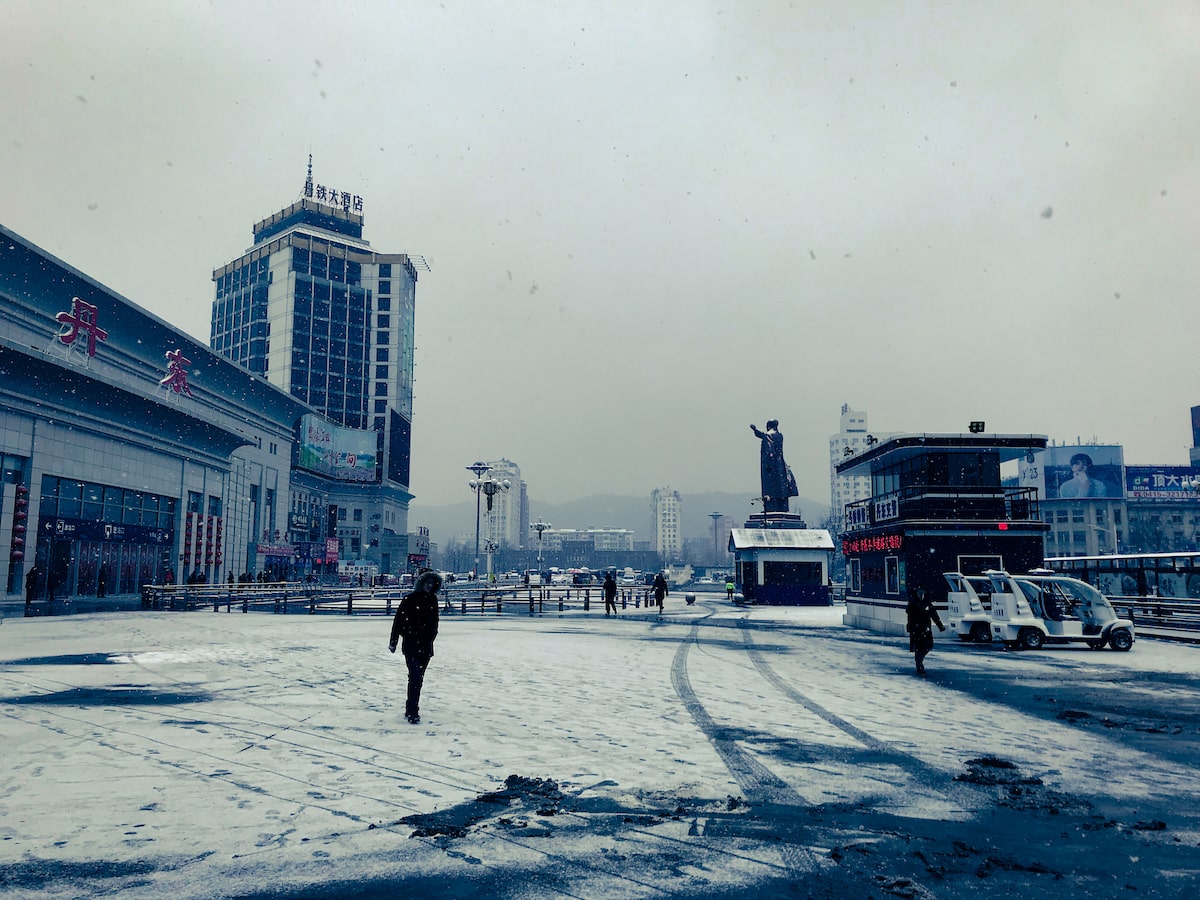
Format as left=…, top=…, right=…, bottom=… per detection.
left=1, top=599, right=1198, bottom=898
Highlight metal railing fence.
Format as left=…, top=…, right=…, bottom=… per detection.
left=138, top=581, right=660, bottom=618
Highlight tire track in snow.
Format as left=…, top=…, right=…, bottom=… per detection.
left=732, top=619, right=1062, bottom=796
left=670, top=622, right=820, bottom=880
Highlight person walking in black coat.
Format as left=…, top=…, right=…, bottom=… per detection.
left=389, top=570, right=441, bottom=724
left=905, top=586, right=945, bottom=675
left=603, top=571, right=618, bottom=616
left=652, top=572, right=668, bottom=615
left=24, top=565, right=38, bottom=607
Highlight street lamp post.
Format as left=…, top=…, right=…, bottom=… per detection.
left=1085, top=522, right=1119, bottom=555
left=479, top=476, right=511, bottom=583
left=709, top=512, right=723, bottom=567
left=530, top=519, right=552, bottom=574
left=466, top=461, right=491, bottom=580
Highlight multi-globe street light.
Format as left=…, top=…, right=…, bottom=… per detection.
left=478, top=476, right=511, bottom=582
left=466, top=461, right=492, bottom=579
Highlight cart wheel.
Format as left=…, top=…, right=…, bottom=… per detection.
left=1018, top=628, right=1045, bottom=650
left=1109, top=629, right=1134, bottom=652
left=969, top=622, right=992, bottom=643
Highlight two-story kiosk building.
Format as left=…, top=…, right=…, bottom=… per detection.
left=836, top=432, right=1049, bottom=635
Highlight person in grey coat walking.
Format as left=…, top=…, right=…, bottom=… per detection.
left=389, top=570, right=441, bottom=723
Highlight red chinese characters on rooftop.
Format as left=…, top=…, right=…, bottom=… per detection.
left=55, top=297, right=109, bottom=357
left=159, top=349, right=194, bottom=397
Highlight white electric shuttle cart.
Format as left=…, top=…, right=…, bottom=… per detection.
left=985, top=569, right=1135, bottom=651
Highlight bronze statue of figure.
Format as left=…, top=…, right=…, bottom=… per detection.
left=750, top=419, right=797, bottom=513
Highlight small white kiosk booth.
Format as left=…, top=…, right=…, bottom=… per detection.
left=729, top=525, right=835, bottom=606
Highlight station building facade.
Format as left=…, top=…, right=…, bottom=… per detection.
left=1, top=213, right=415, bottom=608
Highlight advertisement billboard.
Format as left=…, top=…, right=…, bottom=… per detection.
left=1125, top=466, right=1200, bottom=500
left=296, top=415, right=380, bottom=483
left=1041, top=445, right=1124, bottom=500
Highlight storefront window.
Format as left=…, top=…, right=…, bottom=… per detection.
left=58, top=481, right=83, bottom=518
left=123, top=493, right=142, bottom=525
left=82, top=483, right=103, bottom=520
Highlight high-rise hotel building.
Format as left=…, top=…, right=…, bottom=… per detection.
left=209, top=170, right=421, bottom=570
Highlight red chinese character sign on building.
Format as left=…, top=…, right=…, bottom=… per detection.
left=842, top=533, right=904, bottom=555
left=159, top=349, right=193, bottom=397
left=54, top=296, right=109, bottom=359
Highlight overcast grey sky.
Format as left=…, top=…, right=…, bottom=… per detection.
left=3, top=1, right=1198, bottom=514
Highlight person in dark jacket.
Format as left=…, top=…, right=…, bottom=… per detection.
left=389, top=570, right=441, bottom=724
left=24, top=565, right=39, bottom=606
left=905, top=585, right=945, bottom=675
left=603, top=571, right=618, bottom=616
left=652, top=572, right=669, bottom=614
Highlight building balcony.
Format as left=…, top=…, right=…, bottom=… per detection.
left=844, top=485, right=1041, bottom=532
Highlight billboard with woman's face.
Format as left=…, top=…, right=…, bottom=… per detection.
left=1042, top=445, right=1124, bottom=500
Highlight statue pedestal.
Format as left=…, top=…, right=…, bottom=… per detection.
left=744, top=513, right=808, bottom=530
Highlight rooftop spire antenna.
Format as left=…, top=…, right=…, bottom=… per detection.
left=303, top=153, right=314, bottom=200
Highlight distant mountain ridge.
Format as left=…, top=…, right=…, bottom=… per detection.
left=409, top=491, right=831, bottom=548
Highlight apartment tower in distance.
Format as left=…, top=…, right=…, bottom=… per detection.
left=829, top=404, right=875, bottom=537
left=481, top=458, right=529, bottom=551
left=650, top=487, right=683, bottom=563
left=209, top=160, right=421, bottom=571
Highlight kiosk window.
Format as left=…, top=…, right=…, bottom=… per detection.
left=763, top=561, right=823, bottom=587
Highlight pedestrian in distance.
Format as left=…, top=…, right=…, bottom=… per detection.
left=603, top=571, right=618, bottom=616
left=389, top=570, right=441, bottom=724
left=24, top=565, right=38, bottom=606
left=725, top=577, right=735, bottom=602
left=652, top=572, right=668, bottom=615
left=905, top=585, right=945, bottom=676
